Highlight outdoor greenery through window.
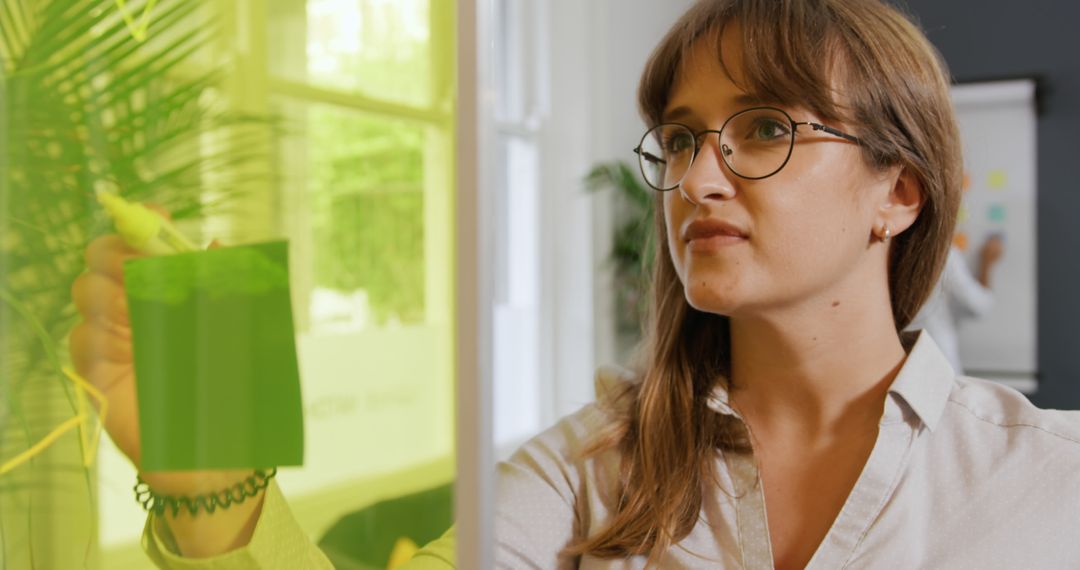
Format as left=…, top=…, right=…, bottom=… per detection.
left=300, top=0, right=434, bottom=106
left=282, top=0, right=449, bottom=331
left=308, top=106, right=427, bottom=326
left=257, top=3, right=458, bottom=569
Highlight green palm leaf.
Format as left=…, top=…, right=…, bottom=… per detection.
left=1, top=0, right=277, bottom=565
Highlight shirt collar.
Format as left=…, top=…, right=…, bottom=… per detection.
left=883, top=329, right=956, bottom=432
left=705, top=330, right=956, bottom=432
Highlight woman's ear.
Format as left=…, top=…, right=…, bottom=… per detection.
left=876, top=166, right=924, bottom=238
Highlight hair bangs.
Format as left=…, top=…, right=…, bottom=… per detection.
left=641, top=1, right=854, bottom=129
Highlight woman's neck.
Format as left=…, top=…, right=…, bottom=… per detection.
left=727, top=298, right=908, bottom=445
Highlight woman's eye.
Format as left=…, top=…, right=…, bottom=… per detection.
left=748, top=119, right=790, bottom=141
left=664, top=133, right=694, bottom=153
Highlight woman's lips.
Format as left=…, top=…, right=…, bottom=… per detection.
left=687, top=233, right=747, bottom=253
left=683, top=219, right=749, bottom=253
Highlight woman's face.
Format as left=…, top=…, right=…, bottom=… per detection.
left=663, top=31, right=898, bottom=319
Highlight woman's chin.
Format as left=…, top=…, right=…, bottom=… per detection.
left=684, top=286, right=740, bottom=316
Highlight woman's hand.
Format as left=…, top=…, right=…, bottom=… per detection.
left=70, top=204, right=266, bottom=557
left=977, top=234, right=1005, bottom=288
left=69, top=206, right=243, bottom=495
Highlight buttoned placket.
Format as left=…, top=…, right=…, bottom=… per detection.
left=708, top=385, right=921, bottom=569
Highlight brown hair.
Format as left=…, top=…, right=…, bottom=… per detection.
left=568, top=0, right=962, bottom=562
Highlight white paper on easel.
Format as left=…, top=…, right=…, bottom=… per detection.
left=951, top=79, right=1038, bottom=390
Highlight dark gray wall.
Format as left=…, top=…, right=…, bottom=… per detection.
left=896, top=0, right=1079, bottom=408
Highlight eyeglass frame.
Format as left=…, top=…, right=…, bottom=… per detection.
left=632, top=105, right=862, bottom=191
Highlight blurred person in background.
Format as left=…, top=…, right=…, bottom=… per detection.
left=908, top=235, right=1005, bottom=373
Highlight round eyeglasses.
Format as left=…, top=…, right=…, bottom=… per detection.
left=633, top=106, right=861, bottom=191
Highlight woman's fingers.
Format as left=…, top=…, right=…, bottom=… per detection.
left=82, top=359, right=139, bottom=431
left=72, top=271, right=129, bottom=326
left=85, top=235, right=142, bottom=284
left=69, top=320, right=133, bottom=375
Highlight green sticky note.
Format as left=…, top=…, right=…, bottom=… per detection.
left=124, top=240, right=304, bottom=471
left=988, top=203, right=1007, bottom=223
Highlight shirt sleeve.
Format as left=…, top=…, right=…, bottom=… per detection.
left=493, top=367, right=632, bottom=568
left=495, top=453, right=581, bottom=569
left=142, top=478, right=334, bottom=569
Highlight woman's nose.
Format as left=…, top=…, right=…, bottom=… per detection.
left=679, top=134, right=737, bottom=204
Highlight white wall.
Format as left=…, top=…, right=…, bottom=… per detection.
left=533, top=0, right=694, bottom=420
left=580, top=0, right=696, bottom=370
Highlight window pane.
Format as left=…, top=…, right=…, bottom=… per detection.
left=269, top=0, right=434, bottom=108
left=493, top=133, right=542, bottom=455
left=0, top=0, right=456, bottom=564
left=272, top=97, right=456, bottom=540
left=307, top=105, right=428, bottom=328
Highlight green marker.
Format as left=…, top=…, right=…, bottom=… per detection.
left=97, top=190, right=199, bottom=254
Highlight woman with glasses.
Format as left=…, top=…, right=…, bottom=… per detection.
left=500, top=0, right=1079, bottom=568
left=72, top=0, right=1080, bottom=568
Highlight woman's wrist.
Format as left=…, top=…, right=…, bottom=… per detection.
left=138, top=468, right=259, bottom=496
left=136, top=468, right=276, bottom=518
left=155, top=484, right=269, bottom=558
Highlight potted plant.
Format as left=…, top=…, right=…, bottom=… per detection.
left=585, top=160, right=655, bottom=354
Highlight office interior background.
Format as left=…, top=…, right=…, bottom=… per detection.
left=0, top=0, right=1077, bottom=567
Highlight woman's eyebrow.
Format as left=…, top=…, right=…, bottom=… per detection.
left=661, top=95, right=783, bottom=123
left=661, top=105, right=694, bottom=123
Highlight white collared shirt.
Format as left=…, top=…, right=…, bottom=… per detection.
left=495, top=331, right=1080, bottom=569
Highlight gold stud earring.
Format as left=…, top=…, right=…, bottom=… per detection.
left=879, top=225, right=891, bottom=242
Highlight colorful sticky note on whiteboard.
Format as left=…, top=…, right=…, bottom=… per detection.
left=988, top=203, right=1007, bottom=223
left=953, top=232, right=968, bottom=251
left=987, top=170, right=1008, bottom=190
left=124, top=240, right=305, bottom=471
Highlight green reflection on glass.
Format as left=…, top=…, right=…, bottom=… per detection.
left=309, top=106, right=427, bottom=325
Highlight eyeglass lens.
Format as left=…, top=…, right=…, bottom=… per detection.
left=638, top=107, right=796, bottom=190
